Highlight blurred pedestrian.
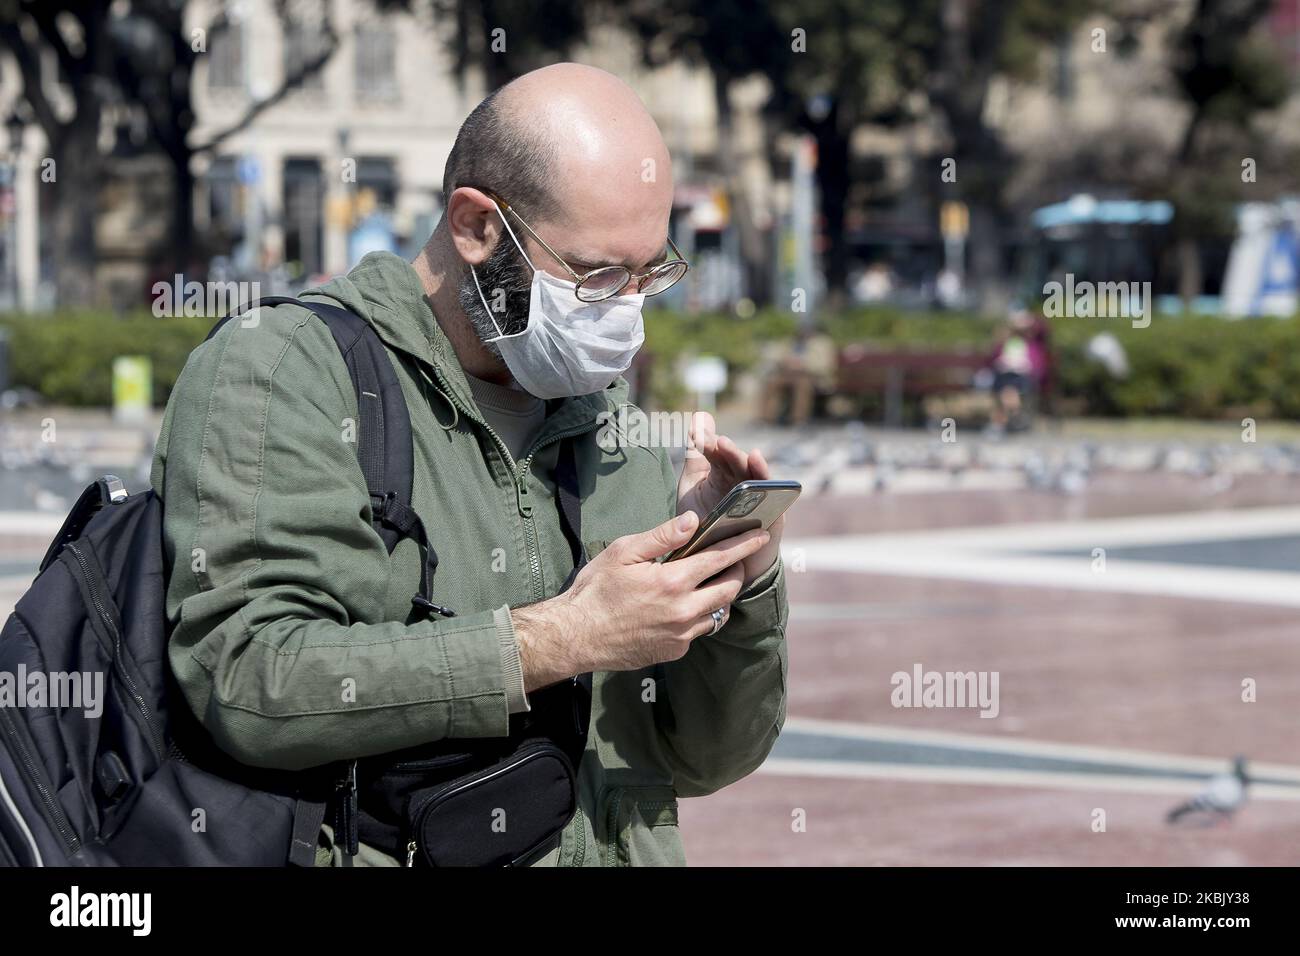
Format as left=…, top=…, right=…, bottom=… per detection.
left=985, top=304, right=1051, bottom=435
left=760, top=324, right=837, bottom=426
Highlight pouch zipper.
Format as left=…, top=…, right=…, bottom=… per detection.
left=406, top=742, right=575, bottom=867
left=67, top=542, right=165, bottom=761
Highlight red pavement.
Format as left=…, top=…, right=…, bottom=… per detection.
left=678, top=475, right=1300, bottom=865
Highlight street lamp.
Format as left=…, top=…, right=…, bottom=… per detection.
left=4, top=111, right=26, bottom=310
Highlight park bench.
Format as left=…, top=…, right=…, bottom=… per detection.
left=835, top=344, right=990, bottom=426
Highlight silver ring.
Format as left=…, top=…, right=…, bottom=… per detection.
left=708, top=607, right=727, bottom=636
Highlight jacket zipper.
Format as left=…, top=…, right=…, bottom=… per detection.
left=67, top=543, right=165, bottom=761
left=516, top=432, right=591, bottom=602
left=0, top=706, right=78, bottom=855
left=563, top=807, right=586, bottom=867
left=603, top=786, right=624, bottom=867
left=425, top=366, right=597, bottom=603
left=422, top=366, right=599, bottom=866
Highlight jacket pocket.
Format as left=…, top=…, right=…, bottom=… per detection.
left=600, top=785, right=684, bottom=867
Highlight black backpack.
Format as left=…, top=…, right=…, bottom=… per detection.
left=0, top=297, right=589, bottom=867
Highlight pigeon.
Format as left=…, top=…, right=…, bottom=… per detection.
left=1166, top=756, right=1249, bottom=826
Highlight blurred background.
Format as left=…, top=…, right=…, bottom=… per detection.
left=2, top=0, right=1299, bottom=864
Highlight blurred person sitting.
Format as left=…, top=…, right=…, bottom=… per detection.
left=852, top=262, right=895, bottom=303
left=984, top=304, right=1051, bottom=435
left=760, top=324, right=837, bottom=426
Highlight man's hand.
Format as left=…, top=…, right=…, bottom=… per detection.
left=513, top=512, right=770, bottom=692
left=676, top=411, right=783, bottom=587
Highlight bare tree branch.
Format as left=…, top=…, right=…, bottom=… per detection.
left=22, top=0, right=85, bottom=89
left=0, top=18, right=65, bottom=135
left=192, top=8, right=339, bottom=155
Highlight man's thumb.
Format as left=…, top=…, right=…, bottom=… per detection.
left=623, top=512, right=697, bottom=562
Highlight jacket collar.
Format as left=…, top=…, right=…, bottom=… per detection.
left=303, top=251, right=626, bottom=433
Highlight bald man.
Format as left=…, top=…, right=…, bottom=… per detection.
left=151, top=63, right=789, bottom=867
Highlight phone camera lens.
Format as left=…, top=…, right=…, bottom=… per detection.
left=726, top=491, right=763, bottom=518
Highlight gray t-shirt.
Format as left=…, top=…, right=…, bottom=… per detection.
left=464, top=373, right=546, bottom=464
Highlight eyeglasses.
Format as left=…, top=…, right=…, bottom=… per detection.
left=477, top=188, right=690, bottom=303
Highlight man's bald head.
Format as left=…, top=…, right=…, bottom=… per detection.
left=426, top=64, right=678, bottom=385
left=441, top=63, right=673, bottom=233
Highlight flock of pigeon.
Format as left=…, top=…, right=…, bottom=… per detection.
left=733, top=421, right=1300, bottom=499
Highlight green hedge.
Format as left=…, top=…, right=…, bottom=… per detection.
left=0, top=312, right=211, bottom=408
left=4, top=306, right=1299, bottom=421
left=643, top=305, right=1300, bottom=420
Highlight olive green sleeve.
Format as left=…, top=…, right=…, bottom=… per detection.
left=649, top=448, right=789, bottom=798
left=156, top=307, right=513, bottom=771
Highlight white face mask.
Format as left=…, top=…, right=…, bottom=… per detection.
left=470, top=206, right=645, bottom=400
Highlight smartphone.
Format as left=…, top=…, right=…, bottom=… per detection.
left=665, top=479, right=802, bottom=561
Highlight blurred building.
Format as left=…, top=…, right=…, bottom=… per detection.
left=6, top=1, right=1296, bottom=313
left=0, top=1, right=761, bottom=310
left=189, top=0, right=469, bottom=283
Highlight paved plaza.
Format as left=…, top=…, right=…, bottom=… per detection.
left=2, top=411, right=1297, bottom=865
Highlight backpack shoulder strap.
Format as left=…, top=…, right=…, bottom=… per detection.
left=210, top=297, right=447, bottom=618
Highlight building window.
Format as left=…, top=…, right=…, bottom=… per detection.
left=355, top=26, right=397, bottom=100
left=206, top=156, right=241, bottom=239
left=284, top=20, right=329, bottom=91
left=357, top=157, right=398, bottom=211
left=208, top=24, right=244, bottom=91
left=283, top=157, right=324, bottom=276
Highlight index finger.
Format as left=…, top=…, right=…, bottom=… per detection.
left=672, top=527, right=770, bottom=585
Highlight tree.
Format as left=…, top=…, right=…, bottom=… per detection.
left=388, top=0, right=590, bottom=91
left=1162, top=0, right=1290, bottom=305
left=0, top=0, right=339, bottom=307
left=620, top=0, right=788, bottom=305
left=1, top=0, right=112, bottom=307
left=919, top=0, right=1103, bottom=311
left=620, top=0, right=1102, bottom=310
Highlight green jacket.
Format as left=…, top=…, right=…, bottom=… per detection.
left=150, top=251, right=788, bottom=866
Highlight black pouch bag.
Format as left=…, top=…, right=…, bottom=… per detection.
left=357, top=673, right=590, bottom=867
left=353, top=440, right=593, bottom=867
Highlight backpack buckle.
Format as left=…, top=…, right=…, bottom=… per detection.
left=96, top=475, right=128, bottom=506
left=369, top=491, right=394, bottom=521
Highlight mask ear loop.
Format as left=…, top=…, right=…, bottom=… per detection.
left=469, top=205, right=537, bottom=342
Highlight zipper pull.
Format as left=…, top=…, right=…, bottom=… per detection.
left=406, top=840, right=417, bottom=867
left=516, top=472, right=533, bottom=517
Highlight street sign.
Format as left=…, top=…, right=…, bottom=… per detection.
left=683, top=356, right=728, bottom=412
left=236, top=155, right=261, bottom=185
left=940, top=201, right=969, bottom=240
left=112, top=356, right=152, bottom=423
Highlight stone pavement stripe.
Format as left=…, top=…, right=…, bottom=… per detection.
left=778, top=717, right=1300, bottom=782
left=796, top=504, right=1300, bottom=551
left=1038, top=534, right=1300, bottom=573
left=769, top=730, right=1300, bottom=790
left=791, top=543, right=1300, bottom=607
left=756, top=759, right=1300, bottom=802
left=0, top=512, right=65, bottom=534
left=784, top=506, right=1300, bottom=607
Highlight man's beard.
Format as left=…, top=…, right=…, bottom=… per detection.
left=459, top=234, right=533, bottom=361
